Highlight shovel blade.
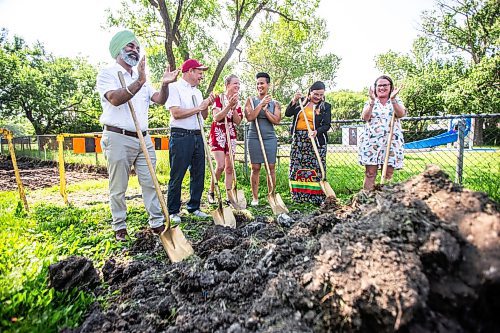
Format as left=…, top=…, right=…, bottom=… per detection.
left=228, top=189, right=247, bottom=210
left=211, top=207, right=237, bottom=228
left=235, top=189, right=247, bottom=209
left=160, top=226, right=194, bottom=263
left=268, top=193, right=289, bottom=215
left=320, top=180, right=336, bottom=198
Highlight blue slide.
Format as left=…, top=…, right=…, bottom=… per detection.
left=404, top=118, right=471, bottom=149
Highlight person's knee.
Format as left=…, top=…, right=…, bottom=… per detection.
left=225, top=164, right=234, bottom=175
left=251, top=164, right=261, bottom=173
left=385, top=168, right=394, bottom=179
left=216, top=165, right=225, bottom=174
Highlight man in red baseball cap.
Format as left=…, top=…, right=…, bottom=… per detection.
left=181, top=58, right=208, bottom=72
left=165, top=59, right=214, bottom=222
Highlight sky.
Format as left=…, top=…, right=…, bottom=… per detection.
left=0, top=0, right=437, bottom=91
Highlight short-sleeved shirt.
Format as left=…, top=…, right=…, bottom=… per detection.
left=166, top=78, right=204, bottom=130
left=208, top=94, right=243, bottom=153
left=96, top=63, right=155, bottom=132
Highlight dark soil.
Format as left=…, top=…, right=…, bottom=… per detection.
left=0, top=155, right=107, bottom=191
left=55, top=165, right=499, bottom=332
left=49, top=256, right=100, bottom=292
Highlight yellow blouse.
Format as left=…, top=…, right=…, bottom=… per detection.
left=296, top=104, right=314, bottom=130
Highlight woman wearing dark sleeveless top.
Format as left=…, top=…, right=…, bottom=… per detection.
left=244, top=72, right=281, bottom=206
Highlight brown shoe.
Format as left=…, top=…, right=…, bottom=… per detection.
left=115, top=228, right=128, bottom=241
left=152, top=224, right=166, bottom=235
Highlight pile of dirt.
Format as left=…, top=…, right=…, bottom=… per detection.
left=48, top=256, right=100, bottom=292
left=57, top=165, right=498, bottom=333
left=0, top=155, right=107, bottom=190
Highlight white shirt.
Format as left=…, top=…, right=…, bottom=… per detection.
left=96, top=63, right=155, bottom=132
left=166, top=78, right=204, bottom=130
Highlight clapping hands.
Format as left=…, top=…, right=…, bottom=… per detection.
left=162, top=64, right=180, bottom=85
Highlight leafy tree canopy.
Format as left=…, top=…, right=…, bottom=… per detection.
left=0, top=29, right=101, bottom=135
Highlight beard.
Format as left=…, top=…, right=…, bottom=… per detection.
left=120, top=49, right=139, bottom=67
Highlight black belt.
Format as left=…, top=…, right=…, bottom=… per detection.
left=170, top=127, right=201, bottom=135
left=104, top=125, right=147, bottom=138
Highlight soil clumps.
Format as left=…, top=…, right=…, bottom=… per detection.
left=53, top=165, right=499, bottom=332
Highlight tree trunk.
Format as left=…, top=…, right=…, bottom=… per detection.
left=473, top=118, right=483, bottom=146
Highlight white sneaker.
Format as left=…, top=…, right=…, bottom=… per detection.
left=169, top=214, right=181, bottom=223
left=191, top=210, right=209, bottom=218
left=251, top=198, right=259, bottom=206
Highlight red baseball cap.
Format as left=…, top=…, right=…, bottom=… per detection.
left=181, top=59, right=208, bottom=72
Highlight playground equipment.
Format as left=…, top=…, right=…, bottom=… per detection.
left=404, top=118, right=472, bottom=149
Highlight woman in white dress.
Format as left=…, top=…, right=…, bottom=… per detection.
left=358, top=75, right=406, bottom=190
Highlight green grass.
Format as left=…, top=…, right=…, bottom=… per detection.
left=0, top=179, right=156, bottom=332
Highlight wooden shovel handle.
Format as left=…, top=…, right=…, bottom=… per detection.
left=118, top=71, right=171, bottom=229
left=381, top=110, right=396, bottom=184
left=298, top=98, right=327, bottom=181
left=192, top=95, right=224, bottom=208
left=221, top=97, right=239, bottom=191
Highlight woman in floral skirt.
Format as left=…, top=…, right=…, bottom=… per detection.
left=285, top=81, right=331, bottom=205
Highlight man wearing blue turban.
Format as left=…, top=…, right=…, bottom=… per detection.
left=96, top=30, right=180, bottom=241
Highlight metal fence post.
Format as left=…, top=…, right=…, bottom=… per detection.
left=455, top=118, right=466, bottom=184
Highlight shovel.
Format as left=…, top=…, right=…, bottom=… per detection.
left=222, top=98, right=246, bottom=210
left=118, top=71, right=193, bottom=262
left=297, top=98, right=336, bottom=198
left=380, top=109, right=396, bottom=184
left=192, top=95, right=236, bottom=228
left=249, top=98, right=289, bottom=215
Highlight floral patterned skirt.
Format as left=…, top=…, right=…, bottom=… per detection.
left=289, top=131, right=326, bottom=205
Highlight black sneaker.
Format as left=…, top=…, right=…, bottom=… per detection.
left=115, top=228, right=128, bottom=242
left=152, top=224, right=165, bottom=234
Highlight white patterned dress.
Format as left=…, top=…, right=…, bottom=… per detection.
left=358, top=98, right=405, bottom=169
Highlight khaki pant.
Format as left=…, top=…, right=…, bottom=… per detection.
left=101, top=130, right=164, bottom=231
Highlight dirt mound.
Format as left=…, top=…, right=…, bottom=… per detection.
left=60, top=165, right=499, bottom=332
left=48, top=256, right=100, bottom=292
left=0, top=155, right=107, bottom=190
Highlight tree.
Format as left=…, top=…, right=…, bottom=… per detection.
left=419, top=0, right=499, bottom=144
left=375, top=38, right=466, bottom=119
left=0, top=29, right=101, bottom=135
left=241, top=16, right=340, bottom=104
left=325, top=90, right=366, bottom=120
left=420, top=0, right=499, bottom=64
left=106, top=0, right=327, bottom=95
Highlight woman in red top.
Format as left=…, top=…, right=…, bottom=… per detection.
left=207, top=74, right=243, bottom=203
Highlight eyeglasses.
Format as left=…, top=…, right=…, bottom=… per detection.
left=377, top=84, right=390, bottom=88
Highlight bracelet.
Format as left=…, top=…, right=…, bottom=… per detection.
left=124, top=85, right=134, bottom=96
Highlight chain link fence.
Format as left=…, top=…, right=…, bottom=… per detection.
left=2, top=114, right=499, bottom=200
left=255, top=114, right=499, bottom=199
